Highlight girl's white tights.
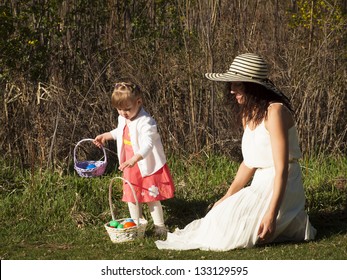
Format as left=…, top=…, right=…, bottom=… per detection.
left=127, top=201, right=165, bottom=227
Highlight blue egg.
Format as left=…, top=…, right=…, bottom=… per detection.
left=125, top=218, right=134, bottom=223
left=86, top=163, right=96, bottom=169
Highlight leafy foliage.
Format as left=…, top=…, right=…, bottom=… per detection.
left=289, top=0, right=345, bottom=30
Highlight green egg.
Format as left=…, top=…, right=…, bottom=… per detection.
left=109, top=220, right=119, bottom=227
left=117, top=224, right=124, bottom=229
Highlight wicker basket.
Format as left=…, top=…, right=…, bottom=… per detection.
left=74, top=138, right=107, bottom=177
left=105, top=177, right=148, bottom=243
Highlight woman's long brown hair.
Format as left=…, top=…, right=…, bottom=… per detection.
left=238, top=82, right=293, bottom=127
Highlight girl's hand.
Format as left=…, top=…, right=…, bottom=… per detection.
left=119, top=154, right=143, bottom=171
left=93, top=135, right=105, bottom=148
left=257, top=211, right=276, bottom=243
left=93, top=132, right=112, bottom=148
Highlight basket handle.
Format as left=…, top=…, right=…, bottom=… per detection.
left=108, top=177, right=140, bottom=226
left=73, top=138, right=107, bottom=163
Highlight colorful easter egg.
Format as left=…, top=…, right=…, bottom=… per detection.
left=117, top=224, right=124, bottom=229
left=86, top=163, right=96, bottom=169
left=109, top=220, right=119, bottom=227
left=125, top=218, right=134, bottom=223
left=123, top=222, right=136, bottom=228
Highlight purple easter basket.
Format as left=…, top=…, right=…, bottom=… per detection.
left=74, top=138, right=107, bottom=177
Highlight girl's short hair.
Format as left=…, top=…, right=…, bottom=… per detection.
left=111, top=82, right=142, bottom=108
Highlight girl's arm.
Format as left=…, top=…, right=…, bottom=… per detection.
left=119, top=116, right=157, bottom=171
left=214, top=161, right=256, bottom=208
left=257, top=103, right=293, bottom=242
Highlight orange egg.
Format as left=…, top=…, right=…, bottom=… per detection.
left=123, top=222, right=136, bottom=228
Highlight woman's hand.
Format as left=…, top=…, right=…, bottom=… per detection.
left=213, top=199, right=223, bottom=209
left=212, top=195, right=228, bottom=209
left=257, top=211, right=276, bottom=243
left=212, top=162, right=256, bottom=209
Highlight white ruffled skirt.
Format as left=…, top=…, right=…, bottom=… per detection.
left=156, top=163, right=316, bottom=251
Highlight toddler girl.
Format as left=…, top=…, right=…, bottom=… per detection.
left=93, top=82, right=175, bottom=237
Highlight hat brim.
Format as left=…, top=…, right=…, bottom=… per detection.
left=205, top=72, right=265, bottom=85
left=205, top=72, right=287, bottom=99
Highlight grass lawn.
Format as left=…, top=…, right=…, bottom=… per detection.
left=0, top=154, right=346, bottom=260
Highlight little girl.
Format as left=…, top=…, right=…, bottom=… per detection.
left=93, top=82, right=175, bottom=237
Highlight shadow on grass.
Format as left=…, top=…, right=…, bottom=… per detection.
left=162, top=197, right=211, bottom=229
left=253, top=207, right=347, bottom=251
left=309, top=207, right=347, bottom=240
left=162, top=197, right=347, bottom=243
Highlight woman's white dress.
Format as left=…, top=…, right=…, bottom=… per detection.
left=155, top=121, right=316, bottom=251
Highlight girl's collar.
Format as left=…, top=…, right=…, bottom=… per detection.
left=126, top=107, right=143, bottom=123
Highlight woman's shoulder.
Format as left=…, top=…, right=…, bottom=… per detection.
left=268, top=102, right=283, bottom=110
left=268, top=102, right=292, bottom=116
left=266, top=103, right=295, bottom=129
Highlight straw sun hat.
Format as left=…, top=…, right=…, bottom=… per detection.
left=205, top=53, right=288, bottom=99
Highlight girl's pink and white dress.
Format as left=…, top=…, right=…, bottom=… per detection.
left=122, top=125, right=175, bottom=203
left=155, top=121, right=316, bottom=251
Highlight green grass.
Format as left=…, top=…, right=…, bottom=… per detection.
left=0, top=154, right=346, bottom=260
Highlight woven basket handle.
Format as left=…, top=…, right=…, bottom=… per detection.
left=73, top=138, right=107, bottom=163
left=108, top=177, right=140, bottom=226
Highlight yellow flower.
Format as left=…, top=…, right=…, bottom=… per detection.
left=28, top=40, right=37, bottom=45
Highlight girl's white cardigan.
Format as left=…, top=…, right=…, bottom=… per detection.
left=110, top=108, right=167, bottom=177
